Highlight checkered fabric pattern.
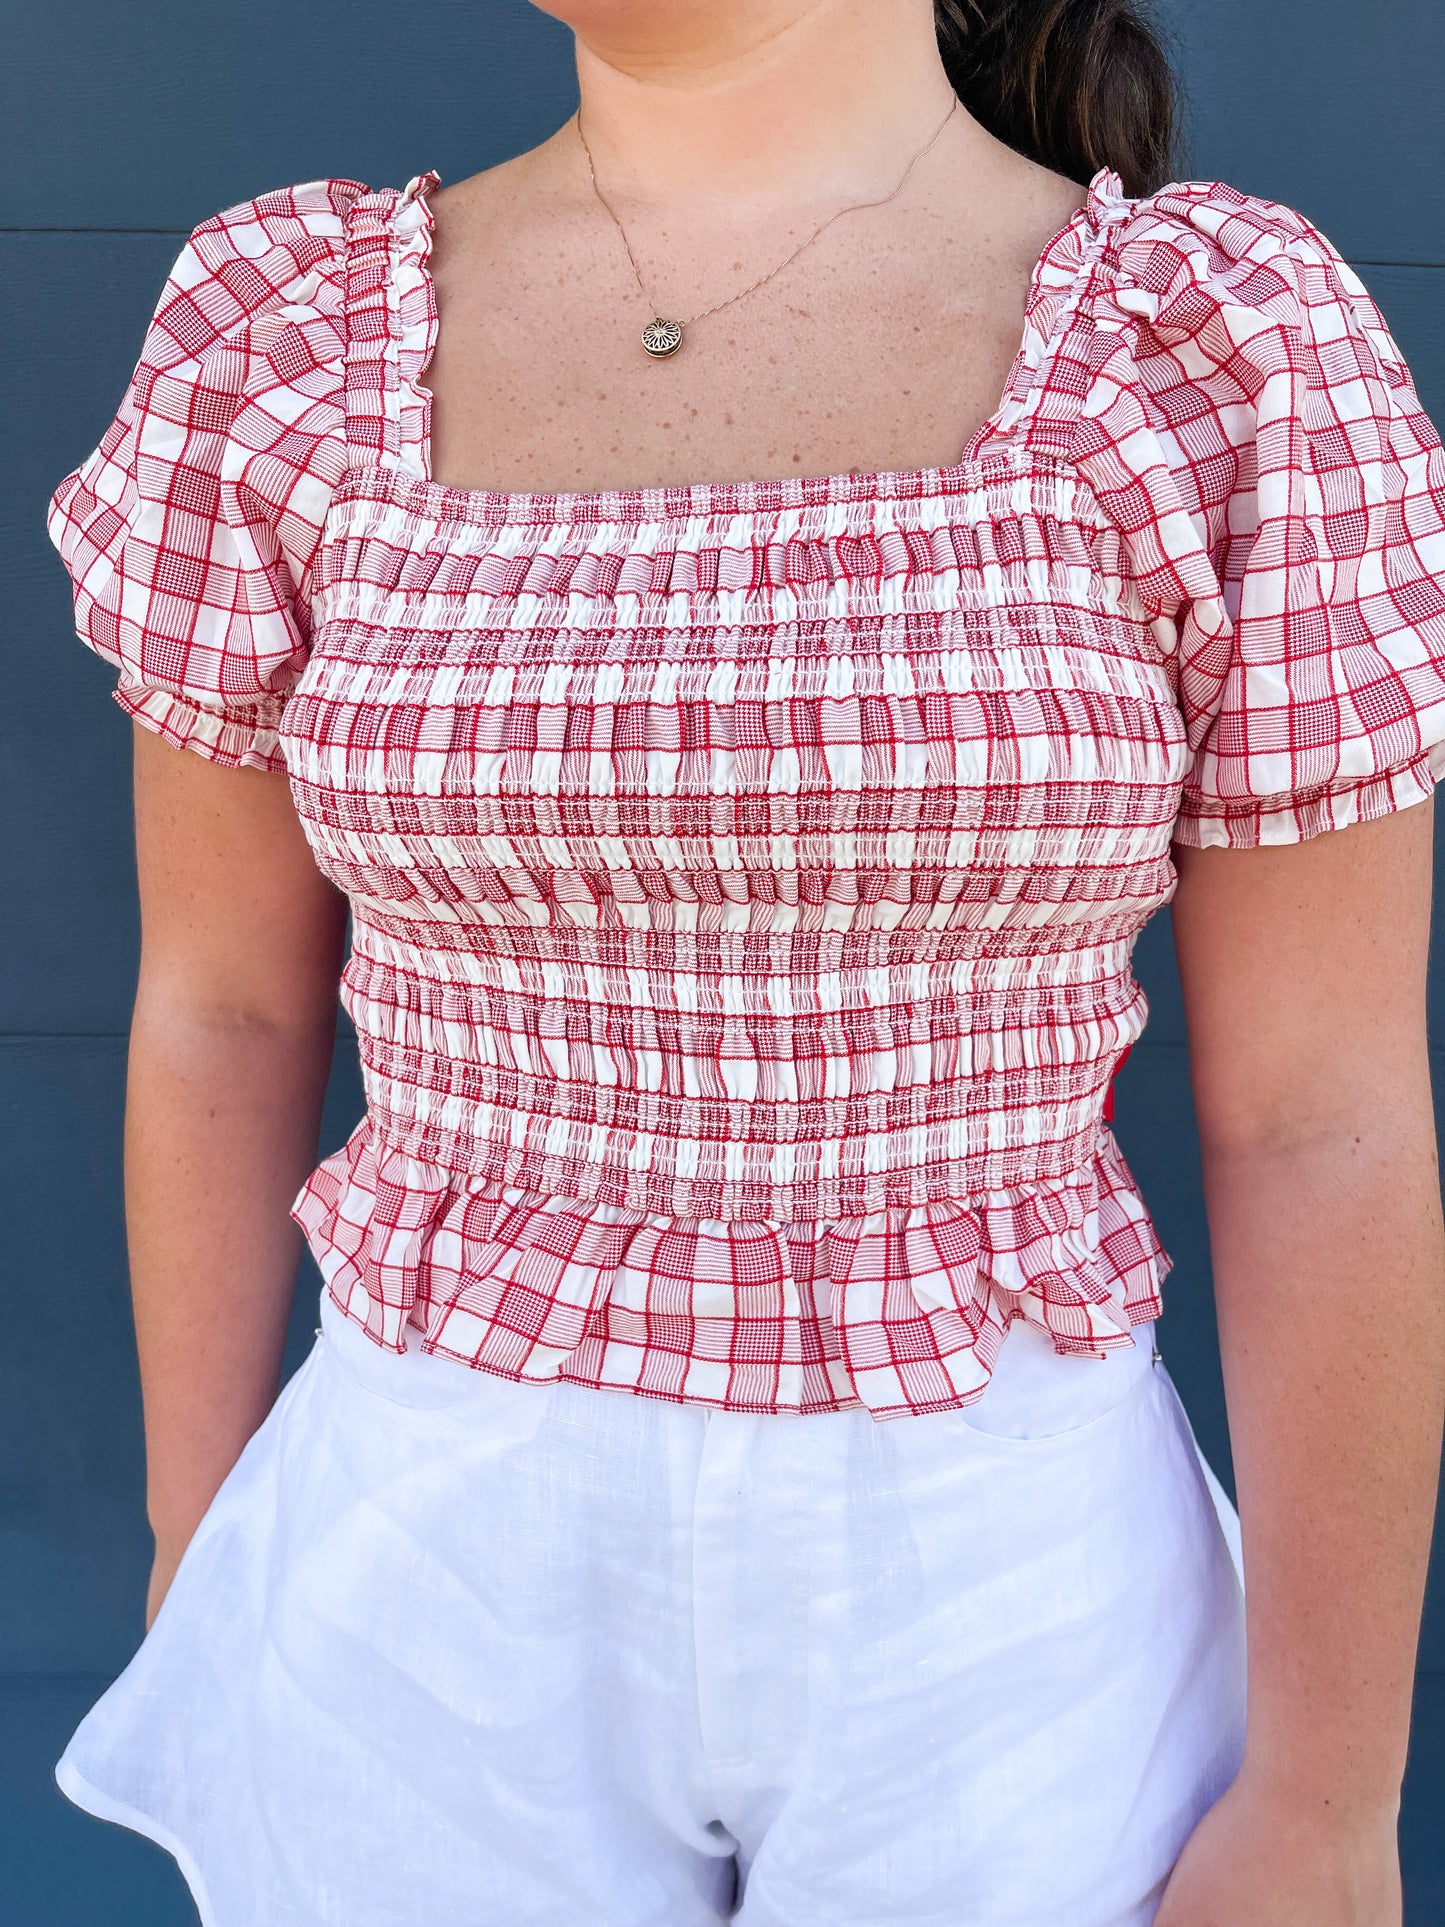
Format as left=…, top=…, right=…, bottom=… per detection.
left=48, top=165, right=1445, bottom=1416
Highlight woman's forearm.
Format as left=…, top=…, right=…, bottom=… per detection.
left=126, top=993, right=337, bottom=1551
left=1203, top=1111, right=1445, bottom=1814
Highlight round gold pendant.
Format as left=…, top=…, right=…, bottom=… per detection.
left=641, top=317, right=684, bottom=359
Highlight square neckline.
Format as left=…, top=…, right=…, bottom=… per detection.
left=376, top=162, right=1125, bottom=527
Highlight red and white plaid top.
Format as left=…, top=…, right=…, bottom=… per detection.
left=49, top=166, right=1445, bottom=1417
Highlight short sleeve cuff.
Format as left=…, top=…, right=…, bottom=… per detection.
left=1172, top=747, right=1443, bottom=851
left=114, top=680, right=288, bottom=774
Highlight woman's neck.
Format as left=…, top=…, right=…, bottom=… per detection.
left=562, top=0, right=967, bottom=211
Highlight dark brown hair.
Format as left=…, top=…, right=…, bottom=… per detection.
left=934, top=0, right=1181, bottom=197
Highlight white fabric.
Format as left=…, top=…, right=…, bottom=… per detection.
left=58, top=1296, right=1246, bottom=1926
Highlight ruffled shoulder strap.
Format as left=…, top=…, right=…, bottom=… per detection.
left=966, top=165, right=1137, bottom=460
left=341, top=172, right=441, bottom=475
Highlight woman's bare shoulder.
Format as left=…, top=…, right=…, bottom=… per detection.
left=429, top=126, right=578, bottom=240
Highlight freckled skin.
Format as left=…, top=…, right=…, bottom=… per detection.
left=421, top=33, right=1085, bottom=493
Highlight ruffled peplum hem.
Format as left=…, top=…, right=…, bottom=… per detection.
left=291, top=1123, right=1169, bottom=1419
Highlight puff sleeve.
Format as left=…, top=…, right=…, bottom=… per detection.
left=46, top=178, right=366, bottom=772
left=1068, top=179, right=1445, bottom=848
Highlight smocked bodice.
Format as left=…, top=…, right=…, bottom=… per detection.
left=288, top=452, right=1179, bottom=1221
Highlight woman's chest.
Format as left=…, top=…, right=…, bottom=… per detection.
left=420, top=164, right=1083, bottom=500
left=278, top=461, right=1189, bottom=933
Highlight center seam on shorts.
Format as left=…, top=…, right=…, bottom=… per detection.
left=691, top=1409, right=755, bottom=1788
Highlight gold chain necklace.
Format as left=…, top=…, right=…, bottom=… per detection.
left=575, top=94, right=959, bottom=360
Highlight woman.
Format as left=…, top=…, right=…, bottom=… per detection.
left=44, top=0, right=1445, bottom=1921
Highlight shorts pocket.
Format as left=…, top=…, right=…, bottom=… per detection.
left=949, top=1320, right=1159, bottom=1446
left=316, top=1291, right=493, bottom=1417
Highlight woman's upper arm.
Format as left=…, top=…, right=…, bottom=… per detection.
left=1169, top=803, right=1435, bottom=1157
left=132, top=724, right=346, bottom=1032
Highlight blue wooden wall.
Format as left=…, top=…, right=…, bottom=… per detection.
left=3, top=1, right=1443, bottom=1918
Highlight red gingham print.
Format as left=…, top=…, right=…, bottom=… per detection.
left=47, top=165, right=1445, bottom=1416
left=292, top=1118, right=1165, bottom=1415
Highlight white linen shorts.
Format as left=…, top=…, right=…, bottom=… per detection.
left=58, top=1291, right=1247, bottom=1927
